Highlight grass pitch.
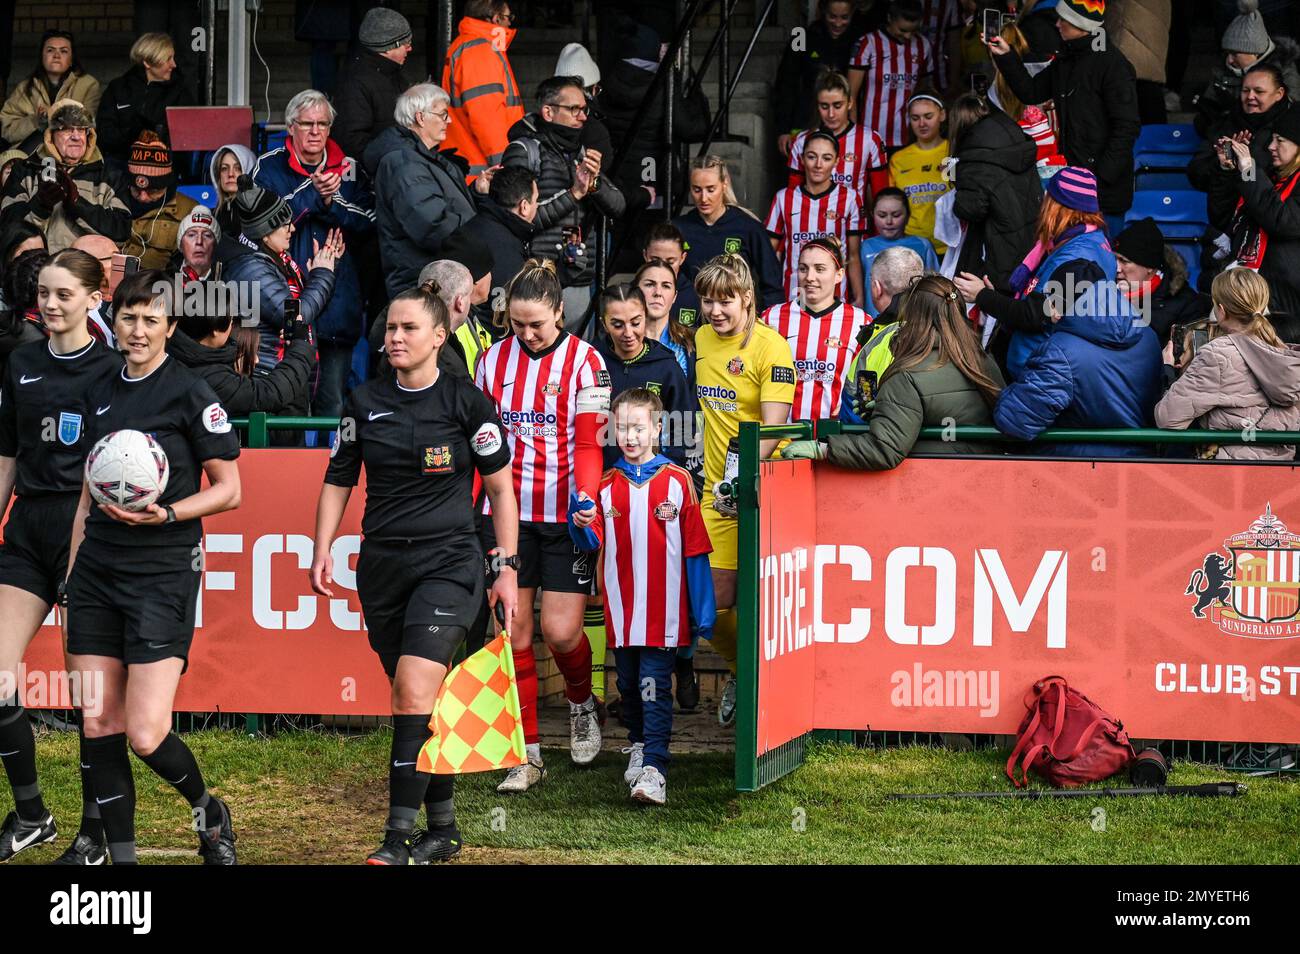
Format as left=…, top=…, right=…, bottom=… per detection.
left=12, top=729, right=1297, bottom=864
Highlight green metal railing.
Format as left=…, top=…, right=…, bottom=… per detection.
left=733, top=420, right=1300, bottom=791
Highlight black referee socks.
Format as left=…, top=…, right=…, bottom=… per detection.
left=77, top=724, right=105, bottom=844
left=133, top=733, right=211, bottom=811
left=83, top=733, right=137, bottom=864
left=388, top=715, right=433, bottom=832
left=0, top=695, right=45, bottom=822
left=425, top=773, right=455, bottom=828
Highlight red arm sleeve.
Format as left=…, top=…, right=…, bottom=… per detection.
left=574, top=411, right=603, bottom=501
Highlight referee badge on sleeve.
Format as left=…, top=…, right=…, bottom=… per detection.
left=202, top=402, right=232, bottom=434
left=472, top=422, right=503, bottom=456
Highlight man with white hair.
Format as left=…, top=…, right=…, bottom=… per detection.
left=839, top=244, right=925, bottom=424
left=254, top=88, right=375, bottom=418
left=366, top=83, right=493, bottom=299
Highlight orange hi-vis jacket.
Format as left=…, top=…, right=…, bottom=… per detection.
left=441, top=17, right=525, bottom=182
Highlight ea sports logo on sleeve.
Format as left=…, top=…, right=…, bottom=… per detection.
left=203, top=402, right=231, bottom=434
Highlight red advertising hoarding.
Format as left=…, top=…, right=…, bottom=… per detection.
left=758, top=457, right=1300, bottom=755
left=20, top=451, right=393, bottom=715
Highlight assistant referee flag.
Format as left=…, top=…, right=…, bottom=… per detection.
left=417, top=633, right=527, bottom=774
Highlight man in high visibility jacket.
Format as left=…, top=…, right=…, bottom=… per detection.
left=441, top=1, right=525, bottom=183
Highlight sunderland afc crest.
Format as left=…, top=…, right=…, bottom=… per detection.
left=1185, top=504, right=1300, bottom=638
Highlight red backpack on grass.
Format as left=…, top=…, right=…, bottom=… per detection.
left=1007, top=676, right=1136, bottom=788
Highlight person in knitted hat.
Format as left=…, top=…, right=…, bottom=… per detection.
left=332, top=11, right=413, bottom=160
left=955, top=166, right=1120, bottom=378
left=118, top=130, right=197, bottom=270
left=1114, top=217, right=1209, bottom=345
left=555, top=43, right=600, bottom=97
left=0, top=98, right=130, bottom=252
left=1193, top=1, right=1299, bottom=136
left=986, top=3, right=1140, bottom=226
left=222, top=174, right=340, bottom=407
left=174, top=205, right=222, bottom=281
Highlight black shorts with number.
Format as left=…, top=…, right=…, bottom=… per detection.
left=357, top=537, right=485, bottom=677
left=0, top=493, right=80, bottom=605
left=65, top=540, right=201, bottom=667
left=515, top=520, right=594, bottom=595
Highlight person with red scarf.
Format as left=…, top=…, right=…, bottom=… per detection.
left=1113, top=217, right=1209, bottom=347
left=1228, top=106, right=1300, bottom=319
left=222, top=175, right=338, bottom=427
left=254, top=89, right=374, bottom=421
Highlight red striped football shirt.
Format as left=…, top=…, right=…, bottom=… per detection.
left=787, top=123, right=888, bottom=206
left=599, top=463, right=711, bottom=648
left=476, top=333, right=609, bottom=523
left=849, top=30, right=935, bottom=148
left=919, top=0, right=959, bottom=92
left=764, top=184, right=863, bottom=300
left=762, top=299, right=870, bottom=421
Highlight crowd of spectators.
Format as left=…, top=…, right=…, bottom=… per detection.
left=0, top=0, right=1294, bottom=462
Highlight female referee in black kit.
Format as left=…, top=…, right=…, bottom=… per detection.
left=0, top=249, right=121, bottom=865
left=310, top=280, right=519, bottom=866
left=64, top=269, right=242, bottom=866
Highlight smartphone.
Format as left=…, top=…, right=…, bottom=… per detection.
left=107, top=253, right=140, bottom=298
left=971, top=72, right=990, bottom=96
left=983, top=8, right=1001, bottom=42
left=1000, top=12, right=1016, bottom=32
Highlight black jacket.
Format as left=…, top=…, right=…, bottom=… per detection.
left=1193, top=37, right=1300, bottom=139
left=599, top=57, right=710, bottom=200
left=772, top=19, right=862, bottom=136
left=502, top=113, right=626, bottom=288
left=333, top=48, right=410, bottom=161
left=1188, top=98, right=1293, bottom=233
left=451, top=196, right=534, bottom=332
left=166, top=326, right=316, bottom=417
left=366, top=124, right=478, bottom=298
left=95, top=65, right=194, bottom=161
left=1146, top=247, right=1210, bottom=347
left=951, top=109, right=1043, bottom=290
left=454, top=196, right=534, bottom=298
left=1232, top=166, right=1300, bottom=319
left=993, top=35, right=1141, bottom=215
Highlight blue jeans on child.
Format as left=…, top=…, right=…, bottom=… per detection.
left=613, top=646, right=676, bottom=774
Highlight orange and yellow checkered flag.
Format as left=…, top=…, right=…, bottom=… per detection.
left=417, top=633, right=526, bottom=774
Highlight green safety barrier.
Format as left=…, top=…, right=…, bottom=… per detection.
left=733, top=420, right=1300, bottom=792
left=224, top=415, right=1299, bottom=775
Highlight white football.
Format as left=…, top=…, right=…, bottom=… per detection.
left=85, top=429, right=170, bottom=512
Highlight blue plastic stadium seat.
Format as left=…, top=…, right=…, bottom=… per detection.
left=1133, top=123, right=1202, bottom=170
left=177, top=184, right=217, bottom=206
left=1124, top=190, right=1208, bottom=240
left=1135, top=171, right=1192, bottom=192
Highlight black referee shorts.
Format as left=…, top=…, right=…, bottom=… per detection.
left=65, top=540, right=201, bottom=668
left=357, top=537, right=485, bottom=677
left=0, top=493, right=81, bottom=605
left=481, top=518, right=594, bottom=595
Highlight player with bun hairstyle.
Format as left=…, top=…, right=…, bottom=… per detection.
left=693, top=253, right=794, bottom=725
left=476, top=258, right=611, bottom=790
left=64, top=268, right=242, bottom=865
left=311, top=280, right=518, bottom=864
left=0, top=249, right=121, bottom=865
left=762, top=236, right=871, bottom=422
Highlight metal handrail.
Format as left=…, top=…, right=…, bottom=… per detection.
left=813, top=423, right=1300, bottom=447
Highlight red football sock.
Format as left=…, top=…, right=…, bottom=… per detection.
left=513, top=646, right=539, bottom=745
left=550, top=640, right=593, bottom=705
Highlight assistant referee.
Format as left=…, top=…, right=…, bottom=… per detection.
left=310, top=281, right=519, bottom=866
